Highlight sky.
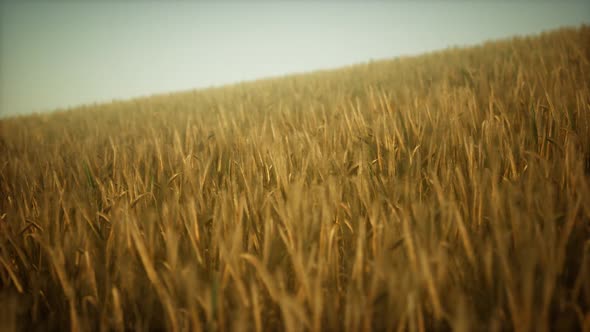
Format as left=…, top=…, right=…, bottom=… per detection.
left=1, top=2, right=589, bottom=117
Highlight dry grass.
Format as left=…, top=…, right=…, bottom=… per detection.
left=1, top=26, right=590, bottom=332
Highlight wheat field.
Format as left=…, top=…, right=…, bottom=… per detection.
left=1, top=26, right=589, bottom=332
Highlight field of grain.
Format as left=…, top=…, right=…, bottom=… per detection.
left=1, top=26, right=589, bottom=331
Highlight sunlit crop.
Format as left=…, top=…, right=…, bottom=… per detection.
left=1, top=26, right=589, bottom=331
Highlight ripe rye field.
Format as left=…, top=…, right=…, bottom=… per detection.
left=1, top=26, right=590, bottom=332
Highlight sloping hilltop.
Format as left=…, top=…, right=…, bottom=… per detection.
left=1, top=26, right=589, bottom=332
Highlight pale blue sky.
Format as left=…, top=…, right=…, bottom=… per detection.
left=1, top=2, right=589, bottom=117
